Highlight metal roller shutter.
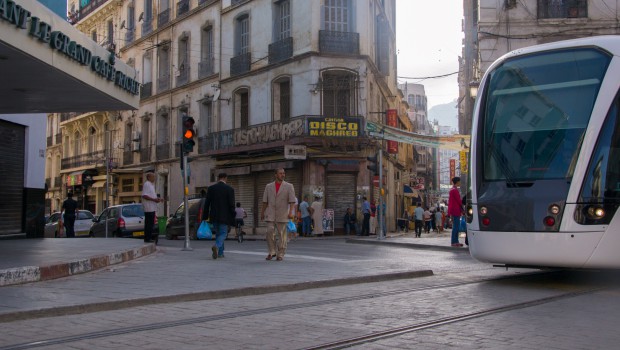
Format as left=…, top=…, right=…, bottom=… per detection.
left=325, top=173, right=357, bottom=234
left=0, top=121, right=25, bottom=235
left=228, top=174, right=255, bottom=232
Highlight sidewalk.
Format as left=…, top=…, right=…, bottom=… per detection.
left=0, top=229, right=466, bottom=287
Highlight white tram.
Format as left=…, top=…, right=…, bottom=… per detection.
left=467, top=36, right=620, bottom=268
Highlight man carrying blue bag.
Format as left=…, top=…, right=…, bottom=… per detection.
left=202, top=173, right=236, bottom=259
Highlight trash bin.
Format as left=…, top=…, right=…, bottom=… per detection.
left=157, top=216, right=167, bottom=236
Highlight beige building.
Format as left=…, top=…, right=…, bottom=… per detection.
left=51, top=0, right=412, bottom=234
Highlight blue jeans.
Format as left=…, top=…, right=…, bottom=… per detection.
left=302, top=216, right=312, bottom=235
left=451, top=216, right=460, bottom=244
left=212, top=222, right=228, bottom=256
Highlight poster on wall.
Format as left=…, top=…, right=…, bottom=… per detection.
left=322, top=209, right=334, bottom=232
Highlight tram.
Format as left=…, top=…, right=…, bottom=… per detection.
left=467, top=36, right=620, bottom=269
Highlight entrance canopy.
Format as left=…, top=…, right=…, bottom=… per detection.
left=0, top=0, right=139, bottom=114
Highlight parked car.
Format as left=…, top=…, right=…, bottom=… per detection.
left=165, top=197, right=206, bottom=240
left=44, top=210, right=95, bottom=238
left=89, top=204, right=158, bottom=238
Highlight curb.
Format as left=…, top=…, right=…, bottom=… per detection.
left=0, top=269, right=433, bottom=323
left=0, top=244, right=157, bottom=287
left=347, top=238, right=470, bottom=252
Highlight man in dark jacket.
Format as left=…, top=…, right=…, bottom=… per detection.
left=204, top=173, right=236, bottom=259
left=61, top=192, right=79, bottom=238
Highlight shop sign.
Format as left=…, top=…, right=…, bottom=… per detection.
left=0, top=0, right=139, bottom=95
left=460, top=151, right=468, bottom=173
left=284, top=145, right=306, bottom=160
left=307, top=117, right=360, bottom=137
left=66, top=174, right=82, bottom=186
left=450, top=159, right=456, bottom=179
left=386, top=109, right=398, bottom=154
left=233, top=119, right=304, bottom=146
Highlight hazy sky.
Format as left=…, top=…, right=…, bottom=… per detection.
left=395, top=0, right=464, bottom=109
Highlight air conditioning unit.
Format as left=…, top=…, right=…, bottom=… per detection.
left=131, top=131, right=141, bottom=142
left=131, top=141, right=140, bottom=152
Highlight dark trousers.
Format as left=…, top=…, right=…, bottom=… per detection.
left=414, top=220, right=423, bottom=237
left=361, top=213, right=370, bottom=236
left=64, top=215, right=76, bottom=238
left=144, top=211, right=155, bottom=242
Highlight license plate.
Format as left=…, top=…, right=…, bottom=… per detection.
left=132, top=231, right=144, bottom=237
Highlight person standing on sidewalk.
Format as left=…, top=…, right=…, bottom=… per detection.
left=260, top=168, right=296, bottom=261
left=141, top=172, right=162, bottom=243
left=299, top=195, right=312, bottom=237
left=204, top=173, right=236, bottom=259
left=360, top=197, right=371, bottom=236
left=61, top=192, right=79, bottom=238
left=448, top=176, right=464, bottom=247
left=310, top=195, right=324, bottom=236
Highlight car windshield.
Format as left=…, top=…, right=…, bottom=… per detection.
left=482, top=47, right=610, bottom=182
left=78, top=211, right=94, bottom=220
left=122, top=205, right=145, bottom=217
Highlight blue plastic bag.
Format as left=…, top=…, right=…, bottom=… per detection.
left=459, top=216, right=467, bottom=233
left=286, top=219, right=297, bottom=233
left=197, top=220, right=212, bottom=240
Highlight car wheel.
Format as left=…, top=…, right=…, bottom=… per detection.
left=89, top=231, right=94, bottom=238
left=165, top=227, right=173, bottom=240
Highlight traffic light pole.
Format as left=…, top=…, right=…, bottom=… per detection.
left=377, top=148, right=385, bottom=240
left=181, top=153, right=192, bottom=251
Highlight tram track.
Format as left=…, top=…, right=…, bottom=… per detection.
left=0, top=271, right=594, bottom=350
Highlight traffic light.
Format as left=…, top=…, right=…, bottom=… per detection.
left=367, top=154, right=378, bottom=173
left=181, top=115, right=196, bottom=154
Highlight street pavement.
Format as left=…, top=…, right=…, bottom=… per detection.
left=0, top=229, right=466, bottom=320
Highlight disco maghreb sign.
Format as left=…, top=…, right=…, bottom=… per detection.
left=365, top=121, right=470, bottom=151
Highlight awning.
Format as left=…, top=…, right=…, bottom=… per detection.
left=404, top=185, right=422, bottom=203
left=91, top=181, right=107, bottom=188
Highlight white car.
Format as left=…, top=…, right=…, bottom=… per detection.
left=44, top=210, right=95, bottom=238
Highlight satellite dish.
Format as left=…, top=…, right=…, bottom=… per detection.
left=212, top=88, right=220, bottom=101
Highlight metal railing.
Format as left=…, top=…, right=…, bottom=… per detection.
left=268, top=37, right=293, bottom=64
left=157, top=74, right=170, bottom=92
left=125, top=29, right=135, bottom=45
left=230, top=52, right=251, bottom=76
left=158, top=8, right=171, bottom=27
left=319, top=30, right=360, bottom=55
left=177, top=0, right=189, bottom=16
left=140, top=82, right=153, bottom=99
left=198, top=57, right=214, bottom=78
left=123, top=150, right=133, bottom=165
left=140, top=147, right=151, bottom=163
left=61, top=150, right=106, bottom=169
left=176, top=66, right=189, bottom=87
left=55, top=133, right=62, bottom=144
left=142, top=20, right=153, bottom=36
left=47, top=136, right=52, bottom=147
left=156, top=143, right=170, bottom=159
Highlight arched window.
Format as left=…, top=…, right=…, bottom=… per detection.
left=88, top=127, right=96, bottom=153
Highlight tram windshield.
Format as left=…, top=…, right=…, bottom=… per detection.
left=482, top=48, right=611, bottom=182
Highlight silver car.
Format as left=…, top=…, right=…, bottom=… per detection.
left=89, top=204, right=158, bottom=238
left=44, top=210, right=95, bottom=238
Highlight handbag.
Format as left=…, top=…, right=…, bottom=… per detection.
left=286, top=219, right=297, bottom=233
left=459, top=216, right=467, bottom=233
left=197, top=220, right=212, bottom=240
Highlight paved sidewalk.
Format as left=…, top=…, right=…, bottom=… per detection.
left=0, top=229, right=465, bottom=288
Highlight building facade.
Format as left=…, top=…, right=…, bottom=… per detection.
left=52, top=0, right=413, bottom=234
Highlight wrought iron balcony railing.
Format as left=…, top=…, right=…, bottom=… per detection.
left=268, top=37, right=293, bottom=64
left=47, top=136, right=52, bottom=147
left=177, top=0, right=190, bottom=16
left=61, top=150, right=106, bottom=169
left=140, top=147, right=151, bottom=163
left=123, top=150, right=133, bottom=165
left=158, top=8, right=170, bottom=27
left=157, top=74, right=170, bottom=92
left=230, top=52, right=251, bottom=76
left=55, top=133, right=62, bottom=144
left=125, top=29, right=135, bottom=45
left=140, top=82, right=153, bottom=99
left=176, top=66, right=189, bottom=87
left=156, top=143, right=170, bottom=159
left=319, top=30, right=360, bottom=55
left=142, top=20, right=153, bottom=36
left=198, top=57, right=214, bottom=78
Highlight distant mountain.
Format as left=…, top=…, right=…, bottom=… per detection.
left=428, top=100, right=458, bottom=130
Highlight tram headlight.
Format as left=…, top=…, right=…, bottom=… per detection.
left=549, top=204, right=561, bottom=215
left=479, top=206, right=488, bottom=216
left=467, top=207, right=473, bottom=216
left=587, top=206, right=606, bottom=219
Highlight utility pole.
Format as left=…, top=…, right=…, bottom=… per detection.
left=105, top=130, right=110, bottom=238
left=180, top=115, right=196, bottom=251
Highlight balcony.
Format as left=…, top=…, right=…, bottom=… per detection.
left=125, top=29, right=135, bottom=45
left=60, top=112, right=78, bottom=123
left=61, top=150, right=105, bottom=169
left=230, top=52, right=251, bottom=76
left=177, top=0, right=189, bottom=16
left=157, top=74, right=170, bottom=92
left=156, top=143, right=170, bottom=159
left=123, top=150, right=133, bottom=165
left=319, top=30, right=359, bottom=55
left=176, top=65, right=189, bottom=87
left=140, top=147, right=151, bottom=163
left=142, top=20, right=153, bottom=36
left=198, top=57, right=214, bottom=78
left=158, top=8, right=171, bottom=27
left=198, top=136, right=209, bottom=154
left=140, top=82, right=153, bottom=99
left=268, top=37, right=293, bottom=64
left=55, top=133, right=62, bottom=144
left=47, top=136, right=52, bottom=147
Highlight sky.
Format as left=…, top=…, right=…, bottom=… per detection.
left=395, top=0, right=464, bottom=109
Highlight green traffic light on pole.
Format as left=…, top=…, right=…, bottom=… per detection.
left=182, top=115, right=196, bottom=153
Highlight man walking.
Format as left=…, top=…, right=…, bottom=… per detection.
left=299, top=195, right=311, bottom=237
left=414, top=204, right=424, bottom=238
left=61, top=192, right=79, bottom=238
left=204, top=173, right=236, bottom=259
left=141, top=171, right=162, bottom=243
left=260, top=168, right=296, bottom=261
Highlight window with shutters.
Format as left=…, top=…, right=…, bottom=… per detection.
left=200, top=26, right=214, bottom=78
left=324, top=0, right=350, bottom=32
left=157, top=44, right=170, bottom=92
left=321, top=70, right=357, bottom=117
left=538, top=0, right=587, bottom=19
